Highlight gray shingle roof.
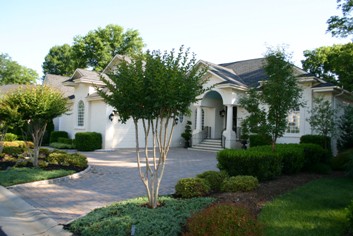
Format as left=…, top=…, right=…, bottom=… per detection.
left=43, top=74, right=74, bottom=97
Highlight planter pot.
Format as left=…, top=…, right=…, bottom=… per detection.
left=184, top=140, right=190, bottom=148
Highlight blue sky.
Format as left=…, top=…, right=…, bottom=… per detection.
left=0, top=0, right=350, bottom=78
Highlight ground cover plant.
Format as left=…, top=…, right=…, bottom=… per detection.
left=67, top=196, right=215, bottom=236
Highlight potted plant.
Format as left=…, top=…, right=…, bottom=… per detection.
left=181, top=121, right=192, bottom=148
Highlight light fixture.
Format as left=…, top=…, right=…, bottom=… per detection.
left=219, top=109, right=225, bottom=117
left=108, top=110, right=117, bottom=121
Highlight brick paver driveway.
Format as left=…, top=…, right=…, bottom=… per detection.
left=9, top=148, right=218, bottom=224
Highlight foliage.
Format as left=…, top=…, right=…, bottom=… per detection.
left=97, top=46, right=208, bottom=208
left=331, top=148, right=353, bottom=170
left=221, top=175, right=259, bottom=192
left=42, top=119, right=54, bottom=146
left=327, top=0, right=353, bottom=38
left=196, top=170, right=228, bottom=192
left=50, top=131, right=69, bottom=143
left=259, top=177, right=353, bottom=236
left=175, top=178, right=211, bottom=198
left=302, top=43, right=353, bottom=92
left=346, top=200, right=353, bottom=234
left=240, top=47, right=302, bottom=150
left=181, top=121, right=192, bottom=144
left=307, top=97, right=337, bottom=143
left=249, top=134, right=272, bottom=147
left=2, top=146, right=24, bottom=155
left=75, top=132, right=102, bottom=151
left=0, top=53, right=38, bottom=85
left=0, top=167, right=75, bottom=187
left=345, top=156, right=353, bottom=177
left=311, top=163, right=332, bottom=175
left=300, top=143, right=331, bottom=171
left=68, top=196, right=215, bottom=236
left=1, top=141, right=34, bottom=148
left=184, top=203, right=262, bottom=236
left=300, top=134, right=331, bottom=151
left=0, top=86, right=69, bottom=167
left=338, top=105, right=353, bottom=150
left=50, top=142, right=75, bottom=149
left=217, top=149, right=282, bottom=181
left=47, top=152, right=88, bottom=169
left=251, top=144, right=305, bottom=175
left=4, top=133, right=17, bottom=141
left=42, top=24, right=144, bottom=76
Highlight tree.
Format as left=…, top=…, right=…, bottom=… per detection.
left=307, top=97, right=337, bottom=149
left=0, top=53, right=38, bottom=85
left=240, top=47, right=302, bottom=151
left=42, top=24, right=144, bottom=77
left=302, top=43, right=353, bottom=92
left=97, top=46, right=207, bottom=208
left=338, top=105, right=353, bottom=151
left=42, top=44, right=78, bottom=76
left=0, top=103, right=21, bottom=153
left=0, top=86, right=69, bottom=166
left=327, top=0, right=353, bottom=38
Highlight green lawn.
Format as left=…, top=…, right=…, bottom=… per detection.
left=0, top=167, right=75, bottom=187
left=259, top=177, right=353, bottom=236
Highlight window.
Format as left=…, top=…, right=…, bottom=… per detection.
left=77, top=100, right=85, bottom=127
left=286, top=109, right=300, bottom=133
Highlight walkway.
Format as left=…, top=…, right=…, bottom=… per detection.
left=7, top=148, right=218, bottom=225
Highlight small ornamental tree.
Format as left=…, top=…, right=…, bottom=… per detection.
left=0, top=86, right=69, bottom=166
left=97, top=46, right=208, bottom=208
left=0, top=103, right=21, bottom=153
left=240, top=47, right=302, bottom=151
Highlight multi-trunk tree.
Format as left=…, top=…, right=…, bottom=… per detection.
left=97, top=46, right=207, bottom=208
left=0, top=86, right=69, bottom=166
left=240, top=47, right=303, bottom=151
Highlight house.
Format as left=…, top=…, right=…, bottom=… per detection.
left=44, top=56, right=353, bottom=154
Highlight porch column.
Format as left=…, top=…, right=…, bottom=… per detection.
left=223, top=105, right=236, bottom=149
left=192, top=105, right=203, bottom=146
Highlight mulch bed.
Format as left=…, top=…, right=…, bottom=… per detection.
left=212, top=171, right=345, bottom=217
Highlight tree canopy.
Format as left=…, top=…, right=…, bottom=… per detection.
left=302, top=43, right=353, bottom=92
left=240, top=47, right=302, bottom=150
left=97, top=46, right=207, bottom=208
left=0, top=53, right=38, bottom=85
left=42, top=24, right=144, bottom=77
left=327, top=0, right=353, bottom=38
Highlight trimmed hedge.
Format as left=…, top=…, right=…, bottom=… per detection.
left=300, top=143, right=331, bottom=170
left=249, top=134, right=272, bottom=147
left=196, top=171, right=228, bottom=192
left=75, top=132, right=102, bottom=151
left=331, top=148, right=353, bottom=171
left=50, top=131, right=69, bottom=143
left=47, top=152, right=88, bottom=169
left=4, top=133, right=18, bottom=141
left=300, top=134, right=331, bottom=150
left=217, top=149, right=282, bottom=181
left=221, top=175, right=259, bottom=192
left=175, top=178, right=211, bottom=198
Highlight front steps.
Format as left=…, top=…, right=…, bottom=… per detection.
left=188, top=139, right=223, bottom=152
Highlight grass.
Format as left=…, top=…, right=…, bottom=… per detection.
left=259, top=177, right=353, bottom=236
left=0, top=167, right=75, bottom=187
left=67, top=196, right=215, bottom=236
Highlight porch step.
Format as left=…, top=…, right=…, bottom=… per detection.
left=189, top=139, right=223, bottom=152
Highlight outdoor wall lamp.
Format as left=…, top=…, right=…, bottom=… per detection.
left=108, top=110, right=117, bottom=121
left=219, top=109, right=225, bottom=117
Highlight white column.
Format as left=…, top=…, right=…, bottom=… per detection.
left=195, top=105, right=202, bottom=132
left=192, top=105, right=203, bottom=145
left=226, top=105, right=233, bottom=132
left=223, top=105, right=237, bottom=149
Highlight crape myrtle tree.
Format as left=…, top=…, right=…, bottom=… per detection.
left=240, top=47, right=303, bottom=151
left=97, top=46, right=208, bottom=208
left=0, top=104, right=21, bottom=153
left=0, top=86, right=69, bottom=166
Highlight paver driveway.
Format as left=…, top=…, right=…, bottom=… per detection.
left=8, top=148, right=218, bottom=224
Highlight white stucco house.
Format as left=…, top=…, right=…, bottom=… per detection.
left=43, top=56, right=353, bottom=154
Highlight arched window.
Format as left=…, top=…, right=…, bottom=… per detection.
left=77, top=100, right=85, bottom=127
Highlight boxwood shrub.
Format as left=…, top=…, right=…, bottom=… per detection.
left=249, top=134, right=272, bottom=147
left=196, top=170, right=228, bottom=192
left=47, top=152, right=88, bottom=169
left=300, top=143, right=331, bottom=171
left=4, top=133, right=18, bottom=141
left=221, top=175, right=259, bottom=192
left=50, top=131, right=69, bottom=143
left=217, top=149, right=282, bottom=181
left=75, top=132, right=102, bottom=151
left=175, top=177, right=211, bottom=198
left=300, top=134, right=331, bottom=151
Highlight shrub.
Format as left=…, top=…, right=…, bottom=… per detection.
left=57, top=137, right=75, bottom=145
left=217, top=149, right=282, bottom=181
left=300, top=143, right=331, bottom=171
left=175, top=178, right=211, bottom=198
left=346, top=200, right=353, bottom=235
left=2, top=146, right=24, bottom=155
left=4, top=133, right=18, bottom=141
left=75, top=132, right=102, bottom=151
left=39, top=148, right=51, bottom=158
left=2, top=141, right=33, bottom=148
left=50, top=142, right=75, bottom=149
left=221, top=175, right=259, bottom=192
left=196, top=171, right=228, bottom=192
left=249, top=134, right=272, bottom=147
left=184, top=203, right=262, bottom=236
left=331, top=149, right=353, bottom=171
left=311, top=163, right=332, bottom=175
left=50, top=131, right=69, bottom=143
left=300, top=134, right=331, bottom=151
left=47, top=152, right=88, bottom=169
left=345, top=156, right=353, bottom=177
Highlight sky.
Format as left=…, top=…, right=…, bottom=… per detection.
left=0, top=0, right=351, bottom=79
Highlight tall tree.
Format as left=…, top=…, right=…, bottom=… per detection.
left=240, top=47, right=302, bottom=150
left=0, top=86, right=69, bottom=166
left=0, top=53, right=38, bottom=85
left=42, top=24, right=144, bottom=77
left=327, top=0, right=353, bottom=38
left=338, top=105, right=353, bottom=151
left=302, top=43, right=353, bottom=92
left=97, top=46, right=207, bottom=208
